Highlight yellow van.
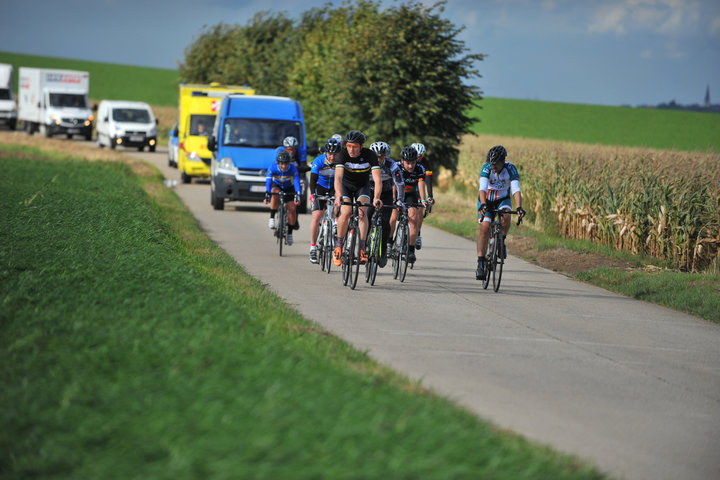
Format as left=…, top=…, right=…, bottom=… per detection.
left=177, top=82, right=255, bottom=183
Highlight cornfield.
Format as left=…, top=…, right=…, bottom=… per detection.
left=455, top=134, right=720, bottom=272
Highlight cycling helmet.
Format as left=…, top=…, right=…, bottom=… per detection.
left=277, top=150, right=292, bottom=163
left=411, top=142, right=426, bottom=156
left=331, top=133, right=343, bottom=144
left=487, top=145, right=507, bottom=165
left=369, top=141, right=390, bottom=157
left=282, top=136, right=299, bottom=148
left=400, top=145, right=418, bottom=162
left=325, top=138, right=341, bottom=154
left=345, top=130, right=366, bottom=145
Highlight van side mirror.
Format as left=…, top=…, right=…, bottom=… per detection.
left=207, top=136, right=216, bottom=151
left=307, top=139, right=319, bottom=156
left=92, top=103, right=98, bottom=112
left=172, top=128, right=178, bottom=136
left=155, top=118, right=159, bottom=125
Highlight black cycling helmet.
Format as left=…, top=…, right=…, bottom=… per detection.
left=325, top=138, right=341, bottom=153
left=277, top=150, right=292, bottom=163
left=401, top=145, right=418, bottom=162
left=345, top=130, right=366, bottom=145
left=487, top=145, right=507, bottom=165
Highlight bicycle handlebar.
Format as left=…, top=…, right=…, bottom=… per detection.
left=480, top=208, right=524, bottom=226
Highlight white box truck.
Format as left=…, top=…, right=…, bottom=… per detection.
left=18, top=67, right=94, bottom=140
left=0, top=63, right=17, bottom=130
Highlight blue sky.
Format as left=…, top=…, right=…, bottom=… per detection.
left=1, top=0, right=718, bottom=107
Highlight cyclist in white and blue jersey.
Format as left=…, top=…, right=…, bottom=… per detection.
left=367, top=141, right=405, bottom=268
left=307, top=137, right=341, bottom=263
left=476, top=145, right=525, bottom=279
left=264, top=150, right=301, bottom=245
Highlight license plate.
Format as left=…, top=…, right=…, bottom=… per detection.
left=130, top=135, right=144, bottom=142
left=249, top=185, right=266, bottom=193
left=67, top=129, right=80, bottom=134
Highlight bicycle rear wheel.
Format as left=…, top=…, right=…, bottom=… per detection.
left=493, top=231, right=505, bottom=292
left=392, top=224, right=403, bottom=279
left=481, top=238, right=493, bottom=290
left=398, top=223, right=410, bottom=282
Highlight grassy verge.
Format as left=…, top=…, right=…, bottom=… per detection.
left=426, top=180, right=720, bottom=323
left=0, top=145, right=605, bottom=479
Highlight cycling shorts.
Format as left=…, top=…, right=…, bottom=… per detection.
left=404, top=191, right=422, bottom=208
left=341, top=180, right=371, bottom=203
left=477, top=197, right=512, bottom=223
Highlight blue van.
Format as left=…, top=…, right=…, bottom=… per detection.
left=208, top=94, right=314, bottom=211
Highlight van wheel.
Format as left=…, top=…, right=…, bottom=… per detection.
left=211, top=184, right=224, bottom=210
left=181, top=171, right=191, bottom=184
left=149, top=145, right=156, bottom=152
left=110, top=138, right=116, bottom=149
left=85, top=131, right=92, bottom=141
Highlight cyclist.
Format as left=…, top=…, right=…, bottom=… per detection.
left=332, top=130, right=383, bottom=267
left=398, top=146, right=427, bottom=264
left=264, top=150, right=301, bottom=246
left=412, top=142, right=434, bottom=250
left=308, top=137, right=340, bottom=263
left=367, top=141, right=405, bottom=268
left=476, top=145, right=526, bottom=279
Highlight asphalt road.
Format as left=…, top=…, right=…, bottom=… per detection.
left=130, top=148, right=720, bottom=480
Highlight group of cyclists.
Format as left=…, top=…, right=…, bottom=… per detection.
left=264, top=130, right=525, bottom=280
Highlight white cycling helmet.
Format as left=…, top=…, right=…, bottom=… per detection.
left=283, top=136, right=299, bottom=148
left=411, top=142, right=426, bottom=156
left=369, top=141, right=391, bottom=157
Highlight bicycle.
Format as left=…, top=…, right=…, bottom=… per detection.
left=269, top=191, right=292, bottom=257
left=315, top=194, right=335, bottom=273
left=479, top=208, right=522, bottom=292
left=390, top=203, right=414, bottom=283
left=364, top=205, right=395, bottom=286
left=339, top=198, right=372, bottom=290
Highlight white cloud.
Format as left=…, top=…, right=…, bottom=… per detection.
left=588, top=4, right=627, bottom=34
left=640, top=49, right=653, bottom=58
left=588, top=0, right=703, bottom=36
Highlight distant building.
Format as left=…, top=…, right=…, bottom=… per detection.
left=705, top=85, right=711, bottom=108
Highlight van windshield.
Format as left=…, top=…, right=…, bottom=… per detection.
left=112, top=108, right=152, bottom=123
left=48, top=93, right=87, bottom=108
left=222, top=118, right=303, bottom=148
left=190, top=114, right=215, bottom=136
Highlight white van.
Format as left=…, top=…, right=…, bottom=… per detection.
left=96, top=100, right=157, bottom=151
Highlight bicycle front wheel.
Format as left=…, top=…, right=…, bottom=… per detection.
left=493, top=232, right=505, bottom=292
left=277, top=204, right=286, bottom=257
left=350, top=227, right=361, bottom=290
left=482, top=237, right=493, bottom=290
left=369, top=225, right=381, bottom=286
left=398, top=223, right=410, bottom=282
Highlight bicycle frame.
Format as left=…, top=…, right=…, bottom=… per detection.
left=340, top=198, right=372, bottom=290
left=480, top=208, right=522, bottom=292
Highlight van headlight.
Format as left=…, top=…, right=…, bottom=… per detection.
left=189, top=151, right=201, bottom=162
left=218, top=157, right=236, bottom=174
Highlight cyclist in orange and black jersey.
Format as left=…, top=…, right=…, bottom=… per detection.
left=398, top=146, right=427, bottom=264
left=411, top=143, right=433, bottom=250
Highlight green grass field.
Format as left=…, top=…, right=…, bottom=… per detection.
left=0, top=51, right=180, bottom=106
left=470, top=97, right=720, bottom=152
left=0, top=147, right=606, bottom=479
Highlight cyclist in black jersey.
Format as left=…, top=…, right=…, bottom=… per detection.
left=398, top=146, right=427, bottom=264
left=332, top=130, right=383, bottom=266
left=411, top=143, right=433, bottom=250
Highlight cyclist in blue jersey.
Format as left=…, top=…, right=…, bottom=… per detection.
left=264, top=150, right=301, bottom=246
left=367, top=141, right=405, bottom=268
left=476, top=145, right=525, bottom=279
left=308, top=137, right=341, bottom=263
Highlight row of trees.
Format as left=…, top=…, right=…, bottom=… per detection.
left=179, top=0, right=485, bottom=171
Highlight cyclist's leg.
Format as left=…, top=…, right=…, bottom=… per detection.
left=498, top=198, right=513, bottom=258
left=476, top=200, right=493, bottom=278
left=356, top=183, right=372, bottom=248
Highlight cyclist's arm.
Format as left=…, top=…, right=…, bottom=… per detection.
left=333, top=165, right=344, bottom=206
left=424, top=161, right=434, bottom=198
left=390, top=162, right=405, bottom=203
left=292, top=166, right=302, bottom=194
left=265, top=166, right=274, bottom=193
left=309, top=172, right=318, bottom=193
left=371, top=167, right=383, bottom=206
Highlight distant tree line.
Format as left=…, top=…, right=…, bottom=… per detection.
left=179, top=0, right=485, bottom=171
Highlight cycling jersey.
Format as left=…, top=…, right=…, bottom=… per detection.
left=309, top=153, right=335, bottom=190
left=266, top=162, right=301, bottom=193
left=370, top=157, right=405, bottom=202
left=334, top=147, right=380, bottom=188
left=478, top=161, right=520, bottom=202
left=400, top=163, right=426, bottom=194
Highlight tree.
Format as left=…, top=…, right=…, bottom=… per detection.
left=180, top=0, right=485, bottom=171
